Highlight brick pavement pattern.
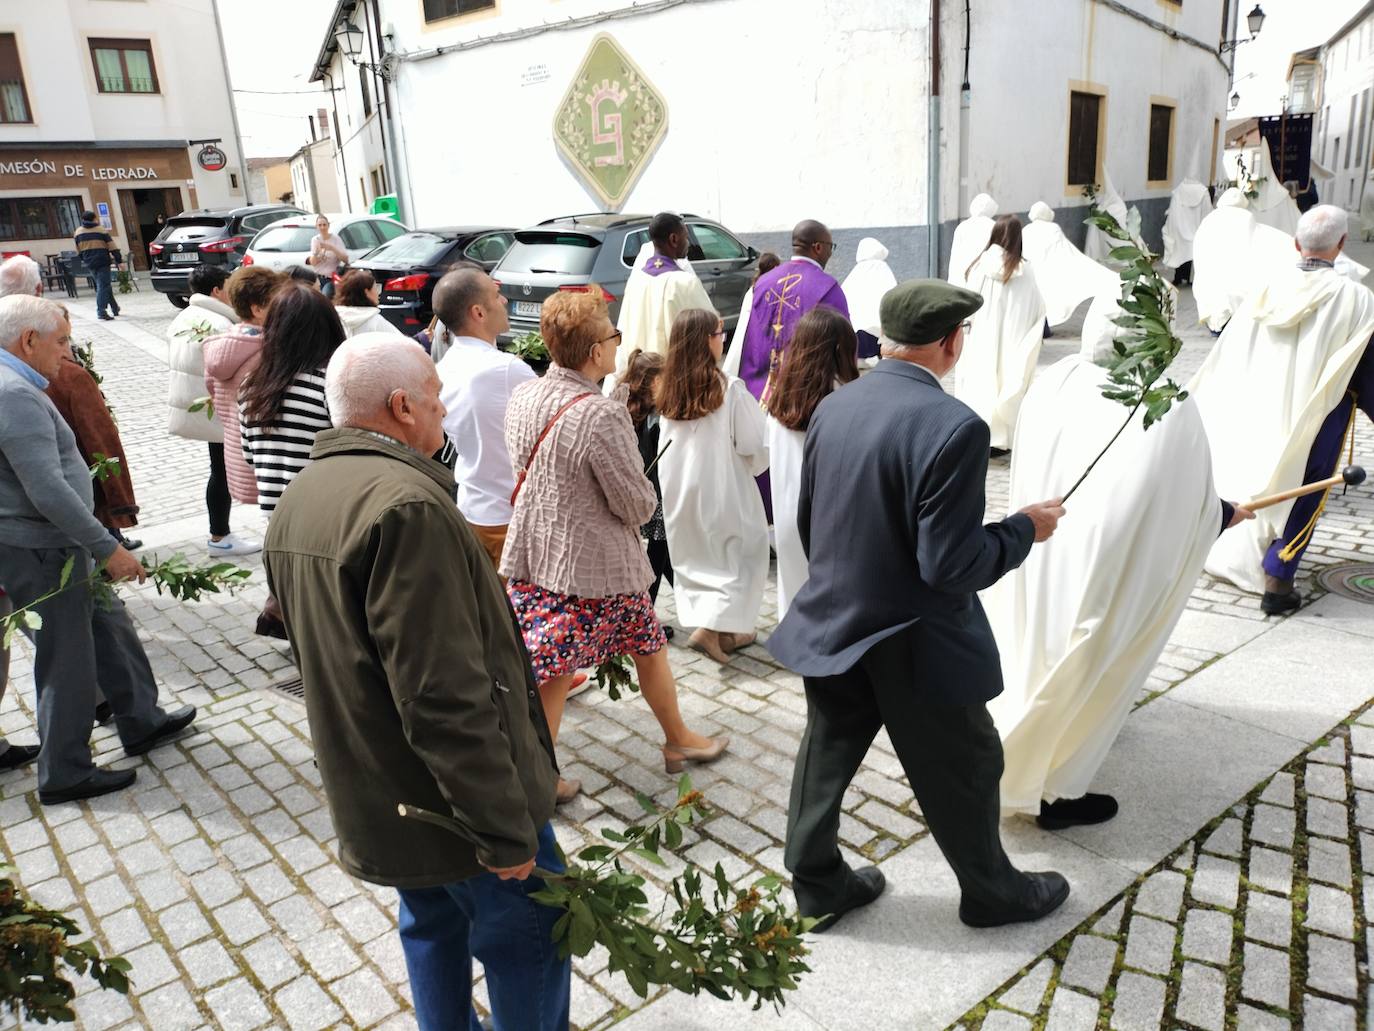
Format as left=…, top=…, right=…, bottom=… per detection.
left=0, top=280, right=1370, bottom=1028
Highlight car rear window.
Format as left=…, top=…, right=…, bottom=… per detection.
left=251, top=226, right=316, bottom=253
left=364, top=233, right=453, bottom=265
left=501, top=232, right=601, bottom=275
left=163, top=218, right=227, bottom=243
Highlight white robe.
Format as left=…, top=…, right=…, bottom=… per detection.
left=1191, top=190, right=1296, bottom=332
left=659, top=376, right=771, bottom=632
left=948, top=193, right=998, bottom=289
left=1084, top=170, right=1129, bottom=263
left=765, top=417, right=807, bottom=620
left=1021, top=201, right=1118, bottom=326
left=721, top=285, right=753, bottom=379
left=1161, top=179, right=1214, bottom=270
left=987, top=348, right=1221, bottom=813
left=1251, top=138, right=1301, bottom=237
left=613, top=255, right=714, bottom=380
left=841, top=237, right=897, bottom=337
left=1191, top=266, right=1374, bottom=593
left=956, top=245, right=1047, bottom=449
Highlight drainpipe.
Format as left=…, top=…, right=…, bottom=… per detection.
left=368, top=0, right=406, bottom=221
left=211, top=0, right=252, bottom=204
left=927, top=0, right=942, bottom=277
left=958, top=1, right=971, bottom=222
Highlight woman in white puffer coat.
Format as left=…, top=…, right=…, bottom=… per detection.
left=165, top=263, right=260, bottom=556
left=333, top=269, right=403, bottom=338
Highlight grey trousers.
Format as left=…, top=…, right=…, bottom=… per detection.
left=0, top=544, right=165, bottom=791
left=0, top=592, right=10, bottom=756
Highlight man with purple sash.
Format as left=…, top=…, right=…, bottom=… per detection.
left=723, top=220, right=850, bottom=519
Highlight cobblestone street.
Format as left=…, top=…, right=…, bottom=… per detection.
left=1, top=276, right=1371, bottom=1030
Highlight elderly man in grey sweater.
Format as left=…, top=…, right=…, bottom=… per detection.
left=0, top=294, right=195, bottom=803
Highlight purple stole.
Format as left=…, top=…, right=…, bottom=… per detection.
left=737, top=259, right=851, bottom=402
left=642, top=254, right=683, bottom=277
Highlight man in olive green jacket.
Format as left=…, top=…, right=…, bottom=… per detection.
left=263, top=332, right=568, bottom=1030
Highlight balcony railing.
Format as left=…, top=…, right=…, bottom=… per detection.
left=98, top=76, right=157, bottom=94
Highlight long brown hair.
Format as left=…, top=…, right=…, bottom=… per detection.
left=753, top=251, right=781, bottom=285
left=966, top=214, right=1024, bottom=284
left=765, top=305, right=859, bottom=431
left=621, top=348, right=664, bottom=427
left=334, top=269, right=377, bottom=307
left=240, top=284, right=346, bottom=429
left=656, top=309, right=724, bottom=421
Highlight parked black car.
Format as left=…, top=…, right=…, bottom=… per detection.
left=150, top=203, right=306, bottom=307
left=491, top=213, right=758, bottom=346
left=351, top=226, right=515, bottom=332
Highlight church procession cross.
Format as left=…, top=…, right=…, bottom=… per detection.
left=1060, top=201, right=1190, bottom=502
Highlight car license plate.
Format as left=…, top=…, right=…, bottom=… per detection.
left=513, top=300, right=541, bottom=318
left=169, top=252, right=200, bottom=263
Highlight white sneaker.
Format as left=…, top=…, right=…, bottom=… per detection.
left=207, top=534, right=262, bottom=556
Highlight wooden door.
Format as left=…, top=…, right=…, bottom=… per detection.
left=116, top=190, right=146, bottom=271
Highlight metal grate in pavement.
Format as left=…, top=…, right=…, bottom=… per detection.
left=268, top=676, right=306, bottom=703
left=1316, top=562, right=1374, bottom=604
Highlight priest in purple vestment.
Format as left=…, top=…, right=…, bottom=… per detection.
left=724, top=220, right=851, bottom=520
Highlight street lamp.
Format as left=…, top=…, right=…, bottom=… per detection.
left=1221, top=3, right=1265, bottom=53
left=334, top=20, right=364, bottom=61
left=1230, top=90, right=1241, bottom=110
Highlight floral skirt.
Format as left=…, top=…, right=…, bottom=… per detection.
left=507, top=579, right=667, bottom=683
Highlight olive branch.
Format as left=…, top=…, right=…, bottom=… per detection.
left=88, top=453, right=121, bottom=482
left=187, top=396, right=216, bottom=420
left=400, top=776, right=818, bottom=1010
left=1060, top=206, right=1189, bottom=502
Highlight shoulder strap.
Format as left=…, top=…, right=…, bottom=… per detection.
left=509, top=392, right=595, bottom=506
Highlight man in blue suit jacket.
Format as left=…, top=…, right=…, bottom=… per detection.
left=768, top=279, right=1069, bottom=931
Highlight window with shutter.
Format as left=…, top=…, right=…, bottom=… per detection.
left=422, top=0, right=496, bottom=22
left=1067, top=91, right=1102, bottom=187
left=1148, top=104, right=1174, bottom=183
left=0, top=34, right=31, bottom=123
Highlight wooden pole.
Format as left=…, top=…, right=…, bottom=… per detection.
left=1246, top=472, right=1355, bottom=512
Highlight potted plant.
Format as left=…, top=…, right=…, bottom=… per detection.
left=509, top=330, right=552, bottom=376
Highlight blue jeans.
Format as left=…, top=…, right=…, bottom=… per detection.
left=92, top=265, right=115, bottom=316
left=397, top=823, right=570, bottom=1031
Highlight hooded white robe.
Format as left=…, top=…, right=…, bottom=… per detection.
left=1191, top=189, right=1296, bottom=332
left=956, top=244, right=1047, bottom=449
left=1162, top=179, right=1214, bottom=270
left=948, top=193, right=998, bottom=289
left=1251, top=139, right=1302, bottom=237
left=612, top=248, right=714, bottom=383
left=659, top=376, right=771, bottom=632
left=986, top=313, right=1222, bottom=813
left=1191, top=265, right=1374, bottom=593
left=841, top=237, right=897, bottom=337
left=1021, top=202, right=1118, bottom=326
left=1084, top=170, right=1130, bottom=263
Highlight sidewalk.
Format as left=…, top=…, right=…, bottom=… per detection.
left=0, top=284, right=1368, bottom=1030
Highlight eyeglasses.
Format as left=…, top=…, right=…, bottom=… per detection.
left=960, top=320, right=973, bottom=333
left=596, top=330, right=622, bottom=347
left=711, top=327, right=726, bottom=338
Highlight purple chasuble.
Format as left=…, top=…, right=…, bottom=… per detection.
left=642, top=254, right=684, bottom=277
left=737, top=259, right=850, bottom=400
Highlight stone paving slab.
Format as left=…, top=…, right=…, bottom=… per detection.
left=0, top=279, right=1367, bottom=1029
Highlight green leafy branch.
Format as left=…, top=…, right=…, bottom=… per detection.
left=70, top=341, right=101, bottom=389
left=510, top=330, right=551, bottom=364
left=187, top=396, right=215, bottom=420
left=88, top=453, right=121, bottom=483
left=400, top=777, right=817, bottom=1010
left=2, top=553, right=252, bottom=649
left=593, top=655, right=641, bottom=701
left=1062, top=208, right=1188, bottom=502
left=174, top=320, right=215, bottom=345
left=115, top=269, right=133, bottom=295
left=0, top=864, right=131, bottom=1023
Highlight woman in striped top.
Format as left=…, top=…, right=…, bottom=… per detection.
left=239, top=284, right=346, bottom=514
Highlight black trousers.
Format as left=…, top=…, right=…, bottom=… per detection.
left=207, top=443, right=231, bottom=537
left=785, top=632, right=1022, bottom=915
left=647, top=538, right=673, bottom=603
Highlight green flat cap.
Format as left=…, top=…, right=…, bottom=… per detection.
left=879, top=278, right=984, bottom=346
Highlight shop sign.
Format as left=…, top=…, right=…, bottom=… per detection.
left=197, top=144, right=227, bottom=172
left=0, top=159, right=159, bottom=180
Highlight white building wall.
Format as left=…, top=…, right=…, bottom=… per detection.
left=1313, top=9, right=1374, bottom=212
left=321, top=47, right=388, bottom=216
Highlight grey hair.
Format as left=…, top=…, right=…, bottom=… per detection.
left=324, top=333, right=434, bottom=428
left=0, top=255, right=41, bottom=298
left=0, top=294, right=66, bottom=351
left=1296, top=204, right=1349, bottom=254
left=878, top=335, right=930, bottom=360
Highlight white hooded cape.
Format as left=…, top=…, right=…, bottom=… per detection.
left=1084, top=170, right=1130, bottom=263
left=1021, top=202, right=1118, bottom=325
left=956, top=244, right=1047, bottom=449
left=1191, top=189, right=1296, bottom=332
left=1161, top=179, right=1214, bottom=269
left=1251, top=138, right=1301, bottom=237
left=986, top=323, right=1221, bottom=812
left=840, top=237, right=897, bottom=337
left=1191, top=266, right=1374, bottom=593
left=948, top=193, right=998, bottom=289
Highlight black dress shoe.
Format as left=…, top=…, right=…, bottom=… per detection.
left=807, top=865, right=887, bottom=934
left=0, top=744, right=40, bottom=771
left=39, top=767, right=136, bottom=805
left=118, top=536, right=143, bottom=552
left=1036, top=793, right=1119, bottom=830
left=959, top=871, right=1070, bottom=928
left=663, top=625, right=675, bottom=641
left=1261, top=590, right=1301, bottom=616
left=97, top=313, right=113, bottom=321
left=989, top=447, right=1011, bottom=458
left=94, top=702, right=113, bottom=726
left=124, top=705, right=196, bottom=756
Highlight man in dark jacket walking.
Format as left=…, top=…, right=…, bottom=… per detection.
left=768, top=280, right=1069, bottom=932
left=263, top=332, right=568, bottom=1030
left=73, top=211, right=122, bottom=321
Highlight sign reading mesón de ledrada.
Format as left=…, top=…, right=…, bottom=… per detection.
left=553, top=34, right=668, bottom=211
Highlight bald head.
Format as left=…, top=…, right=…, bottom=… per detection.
left=431, top=264, right=508, bottom=344
left=792, top=220, right=835, bottom=268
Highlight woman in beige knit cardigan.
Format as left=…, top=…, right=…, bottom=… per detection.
left=502, top=290, right=727, bottom=803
